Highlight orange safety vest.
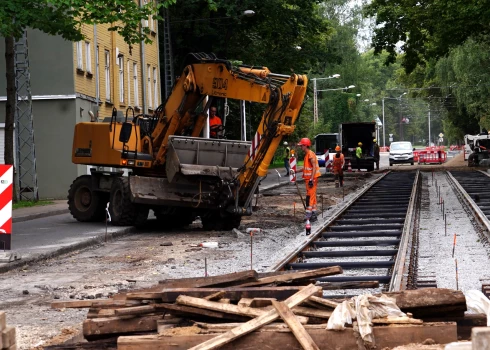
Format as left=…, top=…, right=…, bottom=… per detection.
left=303, top=149, right=321, bottom=179
left=332, top=153, right=344, bottom=172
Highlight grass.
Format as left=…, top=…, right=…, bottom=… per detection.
left=13, top=200, right=54, bottom=210
left=269, top=159, right=304, bottom=169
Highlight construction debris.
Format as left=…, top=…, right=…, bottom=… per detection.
left=47, top=268, right=464, bottom=349
left=0, top=311, right=17, bottom=350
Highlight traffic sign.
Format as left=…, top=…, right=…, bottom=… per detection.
left=439, top=133, right=444, bottom=138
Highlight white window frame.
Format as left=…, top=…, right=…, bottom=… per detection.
left=133, top=63, right=139, bottom=107
left=105, top=50, right=111, bottom=102
left=153, top=67, right=158, bottom=108
left=76, top=41, right=83, bottom=70
left=143, top=0, right=149, bottom=27
left=147, top=64, right=152, bottom=109
left=85, top=42, right=92, bottom=73
left=118, top=56, right=124, bottom=103
left=127, top=60, right=131, bottom=106
left=96, top=46, right=100, bottom=100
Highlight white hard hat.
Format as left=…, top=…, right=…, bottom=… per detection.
left=283, top=141, right=288, bottom=146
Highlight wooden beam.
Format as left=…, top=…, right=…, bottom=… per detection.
left=308, top=296, right=339, bottom=309
left=83, top=315, right=162, bottom=338
left=203, top=292, right=225, bottom=301
left=175, top=296, right=308, bottom=324
left=51, top=299, right=141, bottom=309
left=126, top=286, right=319, bottom=302
left=158, top=270, right=258, bottom=288
left=117, top=322, right=458, bottom=350
left=237, top=267, right=342, bottom=288
left=186, top=284, right=321, bottom=350
left=154, top=303, right=249, bottom=322
left=318, top=281, right=379, bottom=290
left=272, top=300, right=320, bottom=350
left=292, top=306, right=332, bottom=319
left=372, top=316, right=423, bottom=324
left=114, top=305, right=156, bottom=316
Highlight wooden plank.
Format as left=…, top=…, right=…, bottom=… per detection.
left=175, top=295, right=308, bottom=324
left=249, top=298, right=276, bottom=308
left=372, top=316, right=423, bottom=324
left=238, top=298, right=253, bottom=307
left=385, top=288, right=467, bottom=318
left=154, top=303, right=249, bottom=322
left=51, top=299, right=141, bottom=309
left=237, top=267, right=343, bottom=288
left=218, top=299, right=231, bottom=304
left=0, top=311, right=5, bottom=331
left=114, top=305, right=155, bottom=316
left=292, top=306, right=332, bottom=319
left=308, top=296, right=339, bottom=309
left=82, top=315, right=162, bottom=338
left=272, top=300, right=320, bottom=350
left=117, top=322, right=458, bottom=350
left=186, top=284, right=321, bottom=350
left=158, top=270, right=258, bottom=288
left=318, top=281, right=379, bottom=290
left=1, top=326, right=16, bottom=349
left=203, top=292, right=225, bottom=301
left=126, top=286, right=317, bottom=302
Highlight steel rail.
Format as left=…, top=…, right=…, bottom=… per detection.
left=446, top=171, right=490, bottom=235
left=270, top=172, right=390, bottom=271
left=388, top=170, right=421, bottom=291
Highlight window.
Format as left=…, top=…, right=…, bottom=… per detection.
left=85, top=42, right=92, bottom=74
left=143, top=0, right=149, bottom=27
left=133, top=63, right=139, bottom=107
left=105, top=50, right=111, bottom=102
left=127, top=60, right=131, bottom=106
left=147, top=64, right=152, bottom=109
left=96, top=46, right=100, bottom=100
left=118, top=56, right=124, bottom=103
left=76, top=41, right=83, bottom=70
left=153, top=67, right=158, bottom=108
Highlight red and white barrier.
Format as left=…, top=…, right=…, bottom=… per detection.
left=247, top=132, right=263, bottom=162
left=289, top=156, right=297, bottom=183
left=0, top=165, right=13, bottom=250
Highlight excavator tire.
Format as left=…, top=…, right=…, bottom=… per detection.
left=202, top=213, right=241, bottom=231
left=109, top=177, right=138, bottom=226
left=68, top=175, right=107, bottom=222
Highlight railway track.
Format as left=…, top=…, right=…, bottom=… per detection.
left=273, top=171, right=421, bottom=298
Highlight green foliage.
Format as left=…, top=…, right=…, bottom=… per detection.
left=12, top=200, right=54, bottom=210
left=0, top=0, right=171, bottom=44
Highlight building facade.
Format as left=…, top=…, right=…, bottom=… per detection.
left=0, top=16, right=160, bottom=199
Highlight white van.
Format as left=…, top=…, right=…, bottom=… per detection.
left=389, top=141, right=414, bottom=166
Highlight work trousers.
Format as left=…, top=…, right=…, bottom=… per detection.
left=333, top=169, right=344, bottom=186
left=284, top=158, right=290, bottom=175
left=305, top=177, right=319, bottom=215
left=356, top=157, right=361, bottom=171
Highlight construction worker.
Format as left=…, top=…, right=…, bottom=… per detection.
left=297, top=138, right=321, bottom=222
left=209, top=107, right=223, bottom=138
left=332, top=145, right=345, bottom=187
left=356, top=142, right=363, bottom=171
left=373, top=139, right=380, bottom=170
left=283, top=141, right=291, bottom=176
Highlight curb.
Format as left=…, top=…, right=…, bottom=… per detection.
left=0, top=226, right=135, bottom=274
left=13, top=209, right=69, bottom=223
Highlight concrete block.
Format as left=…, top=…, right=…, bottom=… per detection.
left=445, top=341, right=472, bottom=350
left=0, top=311, right=5, bottom=331
left=472, top=327, right=490, bottom=350
left=1, top=326, right=15, bottom=348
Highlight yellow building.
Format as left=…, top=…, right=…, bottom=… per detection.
left=74, top=16, right=161, bottom=120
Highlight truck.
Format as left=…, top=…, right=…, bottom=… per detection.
left=339, top=122, right=376, bottom=171
left=68, top=53, right=308, bottom=230
left=464, top=133, right=490, bottom=166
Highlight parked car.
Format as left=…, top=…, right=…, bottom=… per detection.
left=389, top=141, right=415, bottom=166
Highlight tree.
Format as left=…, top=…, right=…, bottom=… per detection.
left=365, top=0, right=490, bottom=73
left=0, top=0, right=173, bottom=177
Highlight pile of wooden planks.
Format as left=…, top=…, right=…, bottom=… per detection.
left=50, top=267, right=465, bottom=349
left=0, top=311, right=17, bottom=350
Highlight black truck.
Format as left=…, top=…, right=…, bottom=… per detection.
left=339, top=122, right=376, bottom=171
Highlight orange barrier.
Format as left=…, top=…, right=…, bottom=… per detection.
left=418, top=150, right=447, bottom=164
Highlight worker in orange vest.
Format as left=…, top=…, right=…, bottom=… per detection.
left=297, top=138, right=321, bottom=222
left=332, top=145, right=345, bottom=187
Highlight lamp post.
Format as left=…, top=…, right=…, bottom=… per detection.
left=312, top=74, right=340, bottom=124
left=398, top=92, right=407, bottom=140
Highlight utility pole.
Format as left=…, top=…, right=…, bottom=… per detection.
left=313, top=79, right=318, bottom=124
left=162, top=8, right=174, bottom=99
left=14, top=31, right=38, bottom=201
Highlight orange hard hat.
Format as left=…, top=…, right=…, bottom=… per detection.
left=335, top=146, right=341, bottom=152
left=297, top=138, right=311, bottom=147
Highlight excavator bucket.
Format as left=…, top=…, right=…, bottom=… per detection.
left=165, top=136, right=251, bottom=183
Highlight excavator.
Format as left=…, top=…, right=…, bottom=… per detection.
left=68, top=53, right=308, bottom=230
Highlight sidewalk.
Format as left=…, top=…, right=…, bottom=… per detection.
left=13, top=200, right=68, bottom=223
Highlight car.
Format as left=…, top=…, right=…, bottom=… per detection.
left=389, top=141, right=415, bottom=166
left=316, top=151, right=327, bottom=167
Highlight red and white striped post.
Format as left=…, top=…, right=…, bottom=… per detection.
left=289, top=155, right=297, bottom=183
left=0, top=165, right=13, bottom=250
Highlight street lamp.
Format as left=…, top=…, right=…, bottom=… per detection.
left=398, top=92, right=407, bottom=140
left=312, top=74, right=341, bottom=124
